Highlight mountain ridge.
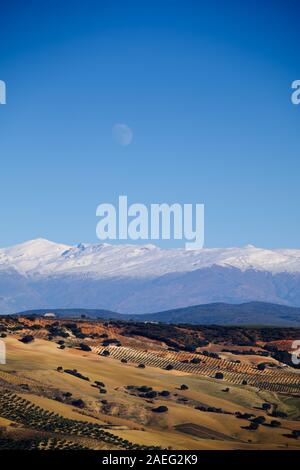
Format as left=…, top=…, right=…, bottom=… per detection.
left=0, top=239, right=300, bottom=314
left=13, top=301, right=300, bottom=326
left=2, top=238, right=300, bottom=277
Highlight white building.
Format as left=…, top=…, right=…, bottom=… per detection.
left=44, top=312, right=56, bottom=318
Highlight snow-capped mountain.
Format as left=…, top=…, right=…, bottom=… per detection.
left=0, top=238, right=300, bottom=314
left=2, top=238, right=300, bottom=277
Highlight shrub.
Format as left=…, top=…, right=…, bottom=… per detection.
left=64, top=369, right=90, bottom=381
left=262, top=403, right=272, bottom=412
left=152, top=406, right=168, bottom=413
left=252, top=416, right=265, bottom=424
left=79, top=343, right=92, bottom=352
left=235, top=412, right=253, bottom=420
left=19, top=335, right=34, bottom=344
left=271, top=410, right=288, bottom=419
left=245, top=422, right=259, bottom=431
left=102, top=338, right=121, bottom=346
left=215, top=372, right=224, bottom=380
left=143, top=391, right=158, bottom=399
left=270, top=420, right=281, bottom=428
left=190, top=358, right=201, bottom=364
left=71, top=399, right=85, bottom=408
left=137, top=386, right=152, bottom=393
left=95, top=381, right=105, bottom=387
left=180, top=384, right=189, bottom=390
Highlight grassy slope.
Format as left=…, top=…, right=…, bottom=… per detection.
left=1, top=336, right=300, bottom=450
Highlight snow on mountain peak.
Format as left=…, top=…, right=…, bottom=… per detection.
left=3, top=238, right=69, bottom=253
left=0, top=239, right=300, bottom=278
left=0, top=238, right=71, bottom=274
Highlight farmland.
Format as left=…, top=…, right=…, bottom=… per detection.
left=0, top=315, right=300, bottom=450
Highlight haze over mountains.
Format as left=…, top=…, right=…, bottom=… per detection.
left=0, top=238, right=300, bottom=316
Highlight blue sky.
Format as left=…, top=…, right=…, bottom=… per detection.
left=0, top=0, right=299, bottom=249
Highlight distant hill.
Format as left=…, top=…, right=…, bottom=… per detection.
left=16, top=301, right=300, bottom=326
left=133, top=302, right=300, bottom=326
left=16, top=308, right=123, bottom=320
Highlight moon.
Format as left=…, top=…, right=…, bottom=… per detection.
left=112, top=123, right=133, bottom=146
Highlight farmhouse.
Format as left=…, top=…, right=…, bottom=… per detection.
left=44, top=312, right=56, bottom=318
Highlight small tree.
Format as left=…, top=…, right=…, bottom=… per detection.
left=95, top=381, right=105, bottom=387
left=215, top=372, right=224, bottom=380
left=252, top=416, right=265, bottom=424
left=190, top=358, right=201, bottom=364
left=262, top=403, right=272, bottom=412
left=19, top=335, right=34, bottom=344
left=71, top=399, right=85, bottom=408
left=79, top=343, right=92, bottom=352
left=152, top=406, right=168, bottom=413
left=248, top=422, right=259, bottom=431
left=270, top=420, right=281, bottom=428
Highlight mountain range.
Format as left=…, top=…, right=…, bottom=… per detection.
left=1, top=238, right=300, bottom=316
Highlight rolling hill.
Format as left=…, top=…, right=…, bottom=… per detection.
left=16, top=301, right=300, bottom=326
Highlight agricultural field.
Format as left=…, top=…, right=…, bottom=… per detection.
left=0, top=316, right=300, bottom=450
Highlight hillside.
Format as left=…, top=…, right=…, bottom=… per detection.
left=135, top=302, right=300, bottom=326
left=16, top=301, right=300, bottom=326
left=0, top=316, right=300, bottom=450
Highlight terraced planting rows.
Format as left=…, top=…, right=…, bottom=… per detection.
left=0, top=391, right=160, bottom=450
left=0, top=437, right=88, bottom=450
left=94, top=346, right=300, bottom=395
